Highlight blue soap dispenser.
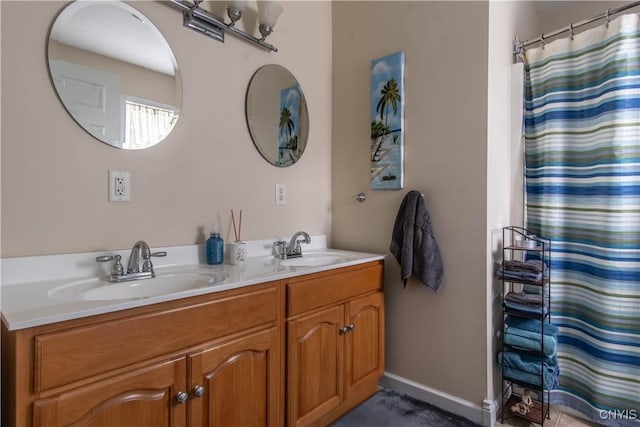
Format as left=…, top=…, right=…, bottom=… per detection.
left=206, top=231, right=224, bottom=265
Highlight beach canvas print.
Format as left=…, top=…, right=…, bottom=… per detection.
left=278, top=84, right=302, bottom=166
left=370, top=51, right=405, bottom=190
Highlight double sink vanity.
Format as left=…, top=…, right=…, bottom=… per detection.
left=1, top=236, right=385, bottom=427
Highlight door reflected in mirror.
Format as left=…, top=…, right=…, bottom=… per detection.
left=47, top=1, right=182, bottom=150
left=246, top=65, right=309, bottom=167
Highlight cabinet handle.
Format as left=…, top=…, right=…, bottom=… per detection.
left=175, top=391, right=189, bottom=404
left=193, top=385, right=206, bottom=397
left=339, top=324, right=355, bottom=335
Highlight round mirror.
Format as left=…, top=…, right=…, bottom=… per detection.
left=246, top=65, right=309, bottom=167
left=47, top=1, right=182, bottom=150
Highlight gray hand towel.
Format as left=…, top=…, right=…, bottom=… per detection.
left=390, top=191, right=444, bottom=291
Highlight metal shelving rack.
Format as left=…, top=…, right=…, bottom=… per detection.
left=500, top=226, right=552, bottom=426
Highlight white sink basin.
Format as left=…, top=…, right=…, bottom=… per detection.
left=48, top=269, right=226, bottom=301
left=270, top=251, right=357, bottom=267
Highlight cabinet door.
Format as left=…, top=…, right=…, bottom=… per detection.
left=33, top=356, right=186, bottom=427
left=287, top=305, right=344, bottom=427
left=344, top=292, right=384, bottom=399
left=189, top=327, right=279, bottom=427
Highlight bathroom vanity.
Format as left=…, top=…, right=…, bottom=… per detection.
left=1, top=244, right=384, bottom=427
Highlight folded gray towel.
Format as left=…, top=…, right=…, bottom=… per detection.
left=503, top=259, right=544, bottom=272
left=390, top=191, right=444, bottom=291
left=505, top=291, right=543, bottom=306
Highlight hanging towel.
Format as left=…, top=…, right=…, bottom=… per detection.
left=390, top=190, right=444, bottom=291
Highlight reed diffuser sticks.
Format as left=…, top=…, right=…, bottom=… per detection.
left=231, top=209, right=243, bottom=242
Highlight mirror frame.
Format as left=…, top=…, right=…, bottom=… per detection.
left=245, top=64, right=309, bottom=167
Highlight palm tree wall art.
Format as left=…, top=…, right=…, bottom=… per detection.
left=370, top=51, right=405, bottom=190
left=278, top=85, right=302, bottom=166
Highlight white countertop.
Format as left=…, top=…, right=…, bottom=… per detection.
left=1, top=236, right=384, bottom=331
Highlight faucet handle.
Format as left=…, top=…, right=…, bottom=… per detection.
left=273, top=240, right=287, bottom=259
left=142, top=251, right=167, bottom=273
left=96, top=254, right=125, bottom=275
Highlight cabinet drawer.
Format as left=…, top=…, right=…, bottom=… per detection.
left=34, top=283, right=278, bottom=393
left=286, top=262, right=383, bottom=317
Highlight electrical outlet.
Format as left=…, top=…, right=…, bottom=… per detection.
left=109, top=170, right=131, bottom=202
left=275, top=184, right=287, bottom=205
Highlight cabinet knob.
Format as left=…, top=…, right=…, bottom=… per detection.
left=193, top=385, right=206, bottom=397
left=339, top=326, right=349, bottom=335
left=346, top=323, right=355, bottom=332
left=175, top=391, right=189, bottom=404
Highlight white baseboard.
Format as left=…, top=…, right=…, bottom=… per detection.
left=380, top=372, right=498, bottom=427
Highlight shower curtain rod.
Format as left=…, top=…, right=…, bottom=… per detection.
left=514, top=1, right=640, bottom=55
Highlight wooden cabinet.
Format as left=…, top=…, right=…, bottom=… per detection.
left=189, top=327, right=279, bottom=427
left=286, top=261, right=384, bottom=427
left=33, top=357, right=187, bottom=427
left=344, top=292, right=384, bottom=400
left=2, top=281, right=282, bottom=427
left=287, top=305, right=344, bottom=427
left=2, top=260, right=383, bottom=427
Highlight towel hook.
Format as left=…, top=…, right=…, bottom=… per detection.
left=354, top=192, right=366, bottom=203
left=569, top=22, right=575, bottom=40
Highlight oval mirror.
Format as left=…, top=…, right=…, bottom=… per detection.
left=246, top=65, right=309, bottom=167
left=47, top=0, right=182, bottom=150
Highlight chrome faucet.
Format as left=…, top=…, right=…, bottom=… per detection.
left=96, top=240, right=166, bottom=283
left=127, top=240, right=151, bottom=274
left=273, top=231, right=311, bottom=259
left=288, top=231, right=311, bottom=257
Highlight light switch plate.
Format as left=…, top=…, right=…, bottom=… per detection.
left=109, top=170, right=131, bottom=202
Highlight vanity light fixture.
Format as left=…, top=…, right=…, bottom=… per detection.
left=257, top=1, right=283, bottom=41
left=227, top=0, right=248, bottom=27
left=169, top=0, right=281, bottom=52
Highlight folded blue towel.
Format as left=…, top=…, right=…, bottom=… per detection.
left=505, top=316, right=558, bottom=337
left=499, top=350, right=557, bottom=374
left=504, top=327, right=556, bottom=357
left=502, top=365, right=558, bottom=389
left=504, top=300, right=548, bottom=317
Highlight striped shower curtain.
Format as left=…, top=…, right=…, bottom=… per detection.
left=522, top=13, right=640, bottom=427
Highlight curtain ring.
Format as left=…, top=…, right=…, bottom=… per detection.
left=605, top=8, right=611, bottom=27
left=569, top=22, right=575, bottom=40
left=540, top=33, right=546, bottom=49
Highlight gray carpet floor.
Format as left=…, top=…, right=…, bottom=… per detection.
left=330, top=388, right=482, bottom=427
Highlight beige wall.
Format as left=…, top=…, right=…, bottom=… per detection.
left=0, top=1, right=332, bottom=257
left=332, top=1, right=490, bottom=405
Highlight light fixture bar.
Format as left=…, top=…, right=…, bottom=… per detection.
left=183, top=13, right=224, bottom=42
left=169, top=0, right=278, bottom=52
